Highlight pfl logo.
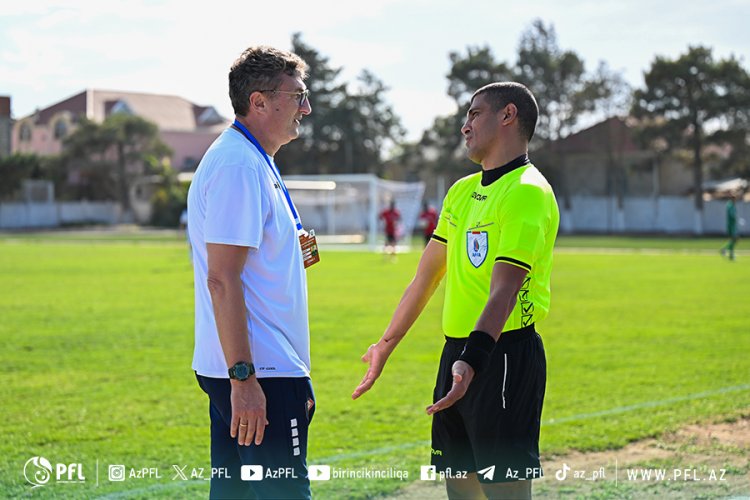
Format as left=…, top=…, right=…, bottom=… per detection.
left=24, top=456, right=86, bottom=488
left=24, top=457, right=53, bottom=488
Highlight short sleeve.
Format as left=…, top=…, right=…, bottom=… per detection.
left=204, top=164, right=264, bottom=248
left=432, top=186, right=454, bottom=244
left=494, top=184, right=547, bottom=271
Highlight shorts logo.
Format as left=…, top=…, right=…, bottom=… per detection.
left=466, top=231, right=488, bottom=268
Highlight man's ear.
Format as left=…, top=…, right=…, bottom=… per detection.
left=502, top=103, right=518, bottom=123
left=248, top=91, right=266, bottom=113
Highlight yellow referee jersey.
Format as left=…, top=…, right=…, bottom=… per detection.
left=432, top=162, right=559, bottom=337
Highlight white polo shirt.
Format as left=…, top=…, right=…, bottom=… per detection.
left=187, top=128, right=311, bottom=379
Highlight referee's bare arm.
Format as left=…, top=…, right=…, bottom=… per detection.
left=352, top=240, right=447, bottom=399
left=473, top=262, right=528, bottom=340
left=426, top=261, right=527, bottom=414
left=207, top=243, right=267, bottom=446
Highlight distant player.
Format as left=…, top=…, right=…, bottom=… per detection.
left=354, top=82, right=559, bottom=500
left=720, top=195, right=739, bottom=261
left=379, top=200, right=401, bottom=256
left=419, top=201, right=439, bottom=246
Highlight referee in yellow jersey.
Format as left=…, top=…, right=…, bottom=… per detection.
left=353, top=82, right=559, bottom=500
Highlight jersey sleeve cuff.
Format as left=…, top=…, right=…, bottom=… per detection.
left=495, top=256, right=531, bottom=272
left=431, top=234, right=448, bottom=245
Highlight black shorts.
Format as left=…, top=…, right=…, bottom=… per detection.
left=431, top=325, right=546, bottom=483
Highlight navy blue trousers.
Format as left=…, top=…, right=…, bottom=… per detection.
left=196, top=374, right=315, bottom=499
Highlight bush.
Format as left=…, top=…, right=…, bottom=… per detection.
left=0, top=153, right=46, bottom=200
left=150, top=183, right=188, bottom=227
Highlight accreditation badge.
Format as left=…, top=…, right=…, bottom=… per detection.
left=466, top=231, right=488, bottom=268
left=299, top=229, right=320, bottom=268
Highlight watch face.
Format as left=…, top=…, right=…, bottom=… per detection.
left=234, top=363, right=250, bottom=379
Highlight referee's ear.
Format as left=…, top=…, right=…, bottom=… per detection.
left=500, top=103, right=517, bottom=125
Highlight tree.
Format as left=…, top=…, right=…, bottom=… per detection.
left=277, top=32, right=348, bottom=174
left=103, top=113, right=172, bottom=214
left=632, top=46, right=750, bottom=216
left=63, top=114, right=171, bottom=215
left=409, top=21, right=613, bottom=198
left=60, top=118, right=117, bottom=201
left=590, top=62, right=633, bottom=208
left=516, top=20, right=592, bottom=143
left=707, top=57, right=750, bottom=179
left=338, top=69, right=405, bottom=174
left=515, top=19, right=603, bottom=209
left=150, top=161, right=188, bottom=227
left=447, top=46, right=514, bottom=108
left=276, top=33, right=404, bottom=175
left=0, top=153, right=48, bottom=200
left=407, top=45, right=513, bottom=180
left=590, top=61, right=632, bottom=121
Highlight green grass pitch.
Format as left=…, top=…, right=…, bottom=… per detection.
left=0, top=235, right=748, bottom=498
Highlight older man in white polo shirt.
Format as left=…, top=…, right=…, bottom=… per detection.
left=187, top=45, right=316, bottom=499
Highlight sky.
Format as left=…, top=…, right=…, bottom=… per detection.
left=1, top=0, right=748, bottom=142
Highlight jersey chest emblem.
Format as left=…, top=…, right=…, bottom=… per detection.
left=466, top=231, right=488, bottom=268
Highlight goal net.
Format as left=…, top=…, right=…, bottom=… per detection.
left=285, top=174, right=426, bottom=251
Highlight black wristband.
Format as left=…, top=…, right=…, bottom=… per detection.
left=458, top=331, right=496, bottom=374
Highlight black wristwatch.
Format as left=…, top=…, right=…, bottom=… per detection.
left=228, top=361, right=255, bottom=381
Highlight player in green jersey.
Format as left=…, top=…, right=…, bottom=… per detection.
left=353, top=82, right=559, bottom=499
left=720, top=195, right=738, bottom=260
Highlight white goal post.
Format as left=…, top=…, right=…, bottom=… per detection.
left=285, top=174, right=426, bottom=250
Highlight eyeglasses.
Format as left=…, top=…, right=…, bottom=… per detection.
left=258, top=88, right=310, bottom=106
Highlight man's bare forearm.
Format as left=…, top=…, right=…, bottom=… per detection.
left=473, top=262, right=528, bottom=340
left=208, top=273, right=253, bottom=366
left=380, top=241, right=446, bottom=348
left=381, top=272, right=443, bottom=346
left=473, top=283, right=520, bottom=340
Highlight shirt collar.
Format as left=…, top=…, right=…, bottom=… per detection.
left=481, top=154, right=530, bottom=186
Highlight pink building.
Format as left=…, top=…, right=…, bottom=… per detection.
left=0, top=96, right=11, bottom=158
left=12, top=89, right=228, bottom=170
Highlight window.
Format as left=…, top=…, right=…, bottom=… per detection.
left=53, top=119, right=68, bottom=139
left=110, top=100, right=133, bottom=115
left=19, top=122, right=32, bottom=142
left=197, top=107, right=223, bottom=126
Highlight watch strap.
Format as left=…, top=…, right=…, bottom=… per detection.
left=228, top=361, right=255, bottom=380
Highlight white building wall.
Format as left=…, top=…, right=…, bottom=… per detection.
left=0, top=201, right=119, bottom=229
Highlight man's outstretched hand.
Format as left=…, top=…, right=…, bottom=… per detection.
left=426, top=360, right=474, bottom=415
left=352, top=341, right=392, bottom=399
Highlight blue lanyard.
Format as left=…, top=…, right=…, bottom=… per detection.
left=231, top=120, right=303, bottom=231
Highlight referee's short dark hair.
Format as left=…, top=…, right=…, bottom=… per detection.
left=473, top=82, right=539, bottom=142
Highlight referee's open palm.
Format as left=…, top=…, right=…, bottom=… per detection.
left=426, top=360, right=474, bottom=415
left=351, top=343, right=390, bottom=399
